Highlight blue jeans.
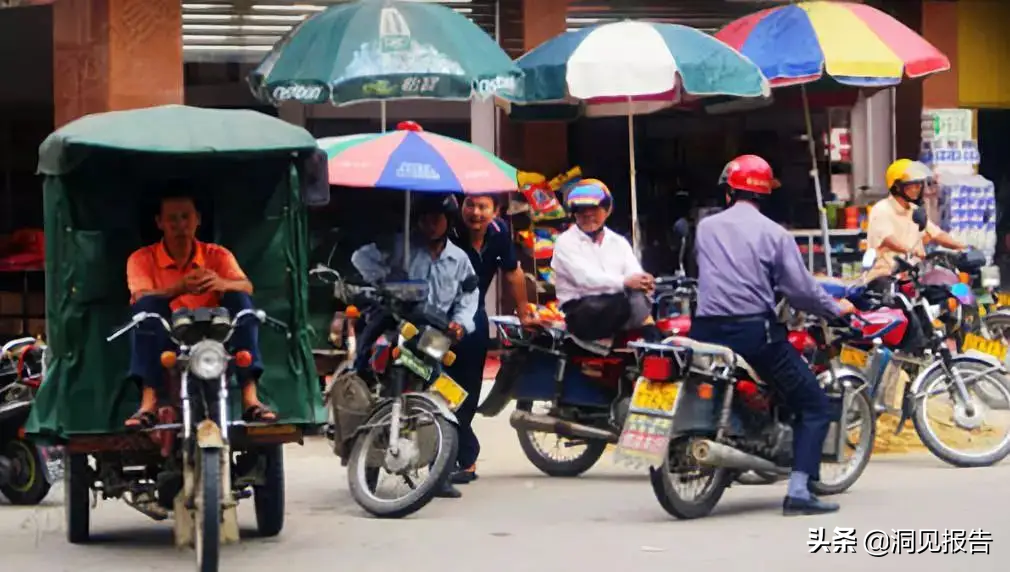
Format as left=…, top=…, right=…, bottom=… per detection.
left=447, top=307, right=489, bottom=469
left=690, top=316, right=832, bottom=480
left=128, top=292, right=264, bottom=391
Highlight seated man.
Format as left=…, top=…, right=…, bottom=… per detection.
left=124, top=194, right=274, bottom=429
left=551, top=179, right=662, bottom=343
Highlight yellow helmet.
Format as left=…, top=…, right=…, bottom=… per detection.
left=885, top=159, right=932, bottom=192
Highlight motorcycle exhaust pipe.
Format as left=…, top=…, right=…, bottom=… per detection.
left=690, top=439, right=789, bottom=475
left=509, top=410, right=619, bottom=444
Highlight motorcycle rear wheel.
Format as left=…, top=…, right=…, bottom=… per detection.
left=514, top=400, right=608, bottom=477
left=649, top=438, right=731, bottom=520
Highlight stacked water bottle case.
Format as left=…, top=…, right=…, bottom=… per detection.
left=935, top=176, right=997, bottom=260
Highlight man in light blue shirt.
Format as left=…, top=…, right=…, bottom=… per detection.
left=349, top=193, right=478, bottom=499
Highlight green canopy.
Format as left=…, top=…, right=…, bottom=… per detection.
left=38, top=104, right=318, bottom=176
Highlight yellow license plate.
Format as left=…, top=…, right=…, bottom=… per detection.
left=963, top=333, right=1008, bottom=361
left=999, top=292, right=1010, bottom=307
left=630, top=378, right=679, bottom=414
left=246, top=424, right=296, bottom=436
left=431, top=374, right=468, bottom=410
left=839, top=345, right=869, bottom=369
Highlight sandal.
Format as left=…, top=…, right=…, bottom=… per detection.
left=124, top=409, right=157, bottom=430
left=243, top=404, right=277, bottom=424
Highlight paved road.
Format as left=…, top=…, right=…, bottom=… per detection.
left=1, top=409, right=1006, bottom=572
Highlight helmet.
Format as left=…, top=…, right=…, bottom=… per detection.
left=718, top=155, right=774, bottom=195
left=565, top=179, right=613, bottom=212
left=886, top=159, right=932, bottom=194
left=412, top=193, right=459, bottom=217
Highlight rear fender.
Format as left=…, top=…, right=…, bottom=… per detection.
left=477, top=350, right=526, bottom=417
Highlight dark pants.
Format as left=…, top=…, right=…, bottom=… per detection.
left=562, top=290, right=651, bottom=340
left=691, top=316, right=832, bottom=480
left=447, top=307, right=488, bottom=470
left=128, top=292, right=264, bottom=390
left=352, top=307, right=397, bottom=375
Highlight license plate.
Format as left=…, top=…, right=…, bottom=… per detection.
left=963, top=332, right=1009, bottom=361
left=630, top=377, right=679, bottom=415
left=397, top=347, right=433, bottom=380
left=431, top=374, right=468, bottom=411
left=839, top=345, right=869, bottom=369
left=613, top=413, right=674, bottom=469
left=247, top=424, right=297, bottom=436
left=998, top=292, right=1010, bottom=308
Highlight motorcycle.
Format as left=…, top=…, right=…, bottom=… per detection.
left=0, top=337, right=60, bottom=505
left=833, top=249, right=1010, bottom=467
left=311, top=264, right=469, bottom=518
left=617, top=313, right=876, bottom=520
left=100, top=306, right=292, bottom=571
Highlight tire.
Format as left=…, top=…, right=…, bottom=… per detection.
left=648, top=442, right=732, bottom=520
left=0, top=439, right=51, bottom=505
left=912, top=360, right=1010, bottom=468
left=65, top=453, right=91, bottom=544
left=810, top=391, right=876, bottom=496
left=735, top=471, right=780, bottom=485
left=196, top=449, right=221, bottom=572
left=346, top=400, right=458, bottom=519
left=514, top=400, right=608, bottom=477
left=253, top=445, right=285, bottom=538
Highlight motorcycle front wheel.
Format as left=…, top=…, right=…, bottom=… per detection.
left=912, top=359, right=1010, bottom=467
left=649, top=437, right=732, bottom=520
left=346, top=399, right=458, bottom=519
left=810, top=390, right=876, bottom=495
left=195, top=448, right=221, bottom=572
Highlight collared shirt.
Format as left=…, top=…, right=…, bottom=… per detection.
left=551, top=226, right=642, bottom=306
left=451, top=218, right=519, bottom=306
left=351, top=234, right=480, bottom=333
left=866, top=196, right=941, bottom=279
left=126, top=240, right=247, bottom=310
left=695, top=202, right=841, bottom=318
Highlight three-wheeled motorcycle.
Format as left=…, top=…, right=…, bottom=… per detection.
left=26, top=105, right=326, bottom=572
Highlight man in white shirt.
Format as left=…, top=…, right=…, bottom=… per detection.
left=551, top=179, right=661, bottom=342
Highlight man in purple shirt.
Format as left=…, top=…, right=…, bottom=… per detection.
left=692, top=155, right=854, bottom=516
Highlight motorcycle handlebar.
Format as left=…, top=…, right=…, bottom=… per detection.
left=108, top=308, right=289, bottom=344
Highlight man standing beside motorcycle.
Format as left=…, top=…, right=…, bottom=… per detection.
left=866, top=159, right=965, bottom=280
left=691, top=155, right=855, bottom=516
left=350, top=193, right=480, bottom=499
left=447, top=194, right=537, bottom=486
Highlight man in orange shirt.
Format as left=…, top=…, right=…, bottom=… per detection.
left=124, top=194, right=275, bottom=429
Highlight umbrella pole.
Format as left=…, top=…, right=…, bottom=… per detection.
left=381, top=100, right=411, bottom=273
left=801, top=84, right=833, bottom=276
left=627, top=103, right=641, bottom=259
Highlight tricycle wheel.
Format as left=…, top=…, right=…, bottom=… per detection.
left=196, top=449, right=221, bottom=572
left=65, top=453, right=91, bottom=544
left=0, top=438, right=51, bottom=505
left=253, top=445, right=285, bottom=538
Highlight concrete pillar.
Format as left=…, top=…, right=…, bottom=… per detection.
left=52, top=0, right=183, bottom=128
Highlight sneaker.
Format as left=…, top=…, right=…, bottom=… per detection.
left=783, top=495, right=840, bottom=516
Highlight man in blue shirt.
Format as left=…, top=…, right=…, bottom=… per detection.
left=448, top=194, right=537, bottom=485
left=692, top=155, right=854, bottom=516
left=350, top=193, right=479, bottom=499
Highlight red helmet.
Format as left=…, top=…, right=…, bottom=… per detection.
left=718, top=154, right=775, bottom=195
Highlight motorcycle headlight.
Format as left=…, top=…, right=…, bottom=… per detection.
left=189, top=341, right=228, bottom=379
left=416, top=327, right=452, bottom=361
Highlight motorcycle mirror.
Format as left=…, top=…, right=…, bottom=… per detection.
left=672, top=218, right=689, bottom=237
left=861, top=249, right=877, bottom=270
left=912, top=207, right=929, bottom=231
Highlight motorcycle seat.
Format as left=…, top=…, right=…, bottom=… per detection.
left=662, top=336, right=762, bottom=383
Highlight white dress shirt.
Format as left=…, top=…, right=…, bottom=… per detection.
left=551, top=226, right=643, bottom=306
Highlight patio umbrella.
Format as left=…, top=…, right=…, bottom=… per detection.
left=249, top=0, right=521, bottom=119
left=318, top=121, right=519, bottom=257
left=496, top=20, right=769, bottom=256
left=717, top=1, right=950, bottom=275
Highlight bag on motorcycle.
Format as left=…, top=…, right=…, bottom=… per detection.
left=327, top=371, right=375, bottom=459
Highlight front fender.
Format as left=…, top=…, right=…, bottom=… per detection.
left=356, top=393, right=459, bottom=435
left=817, top=366, right=869, bottom=391
left=909, top=352, right=1007, bottom=395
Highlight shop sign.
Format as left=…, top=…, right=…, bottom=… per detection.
left=922, top=109, right=973, bottom=141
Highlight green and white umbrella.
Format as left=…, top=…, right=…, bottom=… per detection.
left=248, top=0, right=521, bottom=107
